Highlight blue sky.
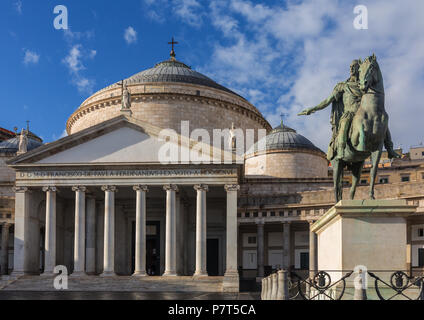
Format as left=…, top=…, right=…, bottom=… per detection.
left=1, top=0, right=424, bottom=151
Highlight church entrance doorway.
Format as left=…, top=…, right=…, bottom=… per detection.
left=207, top=238, right=219, bottom=276
left=131, top=221, right=161, bottom=275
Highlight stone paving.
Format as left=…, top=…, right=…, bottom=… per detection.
left=1, top=275, right=226, bottom=292
left=0, top=291, right=260, bottom=300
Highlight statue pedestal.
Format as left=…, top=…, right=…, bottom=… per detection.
left=311, top=200, right=417, bottom=286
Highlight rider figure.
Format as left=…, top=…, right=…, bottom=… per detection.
left=298, top=60, right=400, bottom=161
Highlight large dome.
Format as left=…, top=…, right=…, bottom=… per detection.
left=97, top=59, right=240, bottom=97
left=244, top=122, right=328, bottom=179
left=66, top=55, right=271, bottom=137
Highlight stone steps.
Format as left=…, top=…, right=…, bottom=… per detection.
left=1, top=275, right=225, bottom=292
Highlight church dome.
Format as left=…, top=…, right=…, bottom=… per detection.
left=97, top=59, right=239, bottom=97
left=244, top=122, right=328, bottom=179
left=0, top=131, right=43, bottom=154
left=246, top=123, right=323, bottom=154
left=66, top=54, right=271, bottom=137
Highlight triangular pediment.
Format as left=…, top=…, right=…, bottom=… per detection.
left=8, top=115, right=238, bottom=166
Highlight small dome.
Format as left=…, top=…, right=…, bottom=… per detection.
left=96, top=58, right=240, bottom=97
left=246, top=122, right=324, bottom=155
left=0, top=131, right=43, bottom=153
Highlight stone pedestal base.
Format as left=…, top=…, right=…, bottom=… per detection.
left=311, top=200, right=417, bottom=284
left=223, top=271, right=239, bottom=292
left=100, top=271, right=116, bottom=277
left=132, top=271, right=148, bottom=277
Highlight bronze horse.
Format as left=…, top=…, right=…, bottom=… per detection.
left=332, top=54, right=389, bottom=202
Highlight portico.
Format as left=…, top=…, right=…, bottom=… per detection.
left=7, top=116, right=241, bottom=291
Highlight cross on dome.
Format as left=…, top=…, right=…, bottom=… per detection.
left=168, top=37, right=179, bottom=60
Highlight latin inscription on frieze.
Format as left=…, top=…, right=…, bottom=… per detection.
left=18, top=169, right=236, bottom=179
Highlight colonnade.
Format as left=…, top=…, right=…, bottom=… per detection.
left=12, top=184, right=240, bottom=277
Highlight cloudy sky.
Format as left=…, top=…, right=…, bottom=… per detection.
left=1, top=0, right=423, bottom=151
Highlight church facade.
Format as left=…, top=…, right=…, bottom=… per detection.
left=1, top=53, right=424, bottom=292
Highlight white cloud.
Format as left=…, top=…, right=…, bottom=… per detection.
left=73, top=77, right=95, bottom=94
left=14, top=0, right=22, bottom=14
left=175, top=0, right=203, bottom=27
left=63, top=45, right=84, bottom=73
left=62, top=45, right=96, bottom=94
left=89, top=50, right=97, bottom=59
left=200, top=0, right=424, bottom=152
left=23, top=50, right=40, bottom=65
left=142, top=0, right=203, bottom=26
left=124, top=26, right=138, bottom=44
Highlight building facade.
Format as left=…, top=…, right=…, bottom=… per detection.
left=1, top=53, right=424, bottom=291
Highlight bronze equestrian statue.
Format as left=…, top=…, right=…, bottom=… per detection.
left=298, top=54, right=400, bottom=202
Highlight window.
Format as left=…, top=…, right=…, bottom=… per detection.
left=243, top=233, right=257, bottom=247
left=419, top=228, right=424, bottom=238
left=419, top=248, right=424, bottom=267
left=379, top=177, right=389, bottom=184
left=279, top=211, right=284, bottom=217
left=360, top=179, right=368, bottom=185
left=422, top=151, right=424, bottom=156
left=421, top=173, right=424, bottom=180
left=270, top=212, right=275, bottom=217
left=401, top=175, right=410, bottom=182
left=253, top=212, right=258, bottom=218
left=300, top=252, right=309, bottom=270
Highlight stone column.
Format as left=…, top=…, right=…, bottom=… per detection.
left=283, top=222, right=291, bottom=270
left=163, top=184, right=178, bottom=276
left=223, top=184, right=240, bottom=292
left=256, top=219, right=265, bottom=280
left=101, top=186, right=117, bottom=276
left=133, top=185, right=149, bottom=276
left=85, top=196, right=96, bottom=274
left=194, top=184, right=208, bottom=277
left=42, top=186, right=57, bottom=275
left=12, top=187, right=30, bottom=276
left=1, top=223, right=10, bottom=275
left=309, top=220, right=317, bottom=279
left=72, top=186, right=86, bottom=276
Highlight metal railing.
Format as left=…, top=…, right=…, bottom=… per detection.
left=261, top=269, right=424, bottom=301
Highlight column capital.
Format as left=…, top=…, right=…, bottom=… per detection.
left=224, top=184, right=240, bottom=192
left=72, top=186, right=87, bottom=192
left=101, top=185, right=117, bottom=192
left=194, top=184, right=209, bottom=192
left=2, top=223, right=11, bottom=229
left=42, top=186, right=57, bottom=193
left=163, top=184, right=178, bottom=192
left=255, top=218, right=265, bottom=226
left=133, top=185, right=149, bottom=192
left=13, top=186, right=28, bottom=193
left=282, top=221, right=292, bottom=225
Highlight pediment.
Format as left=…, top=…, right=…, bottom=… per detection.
left=8, top=115, right=237, bottom=166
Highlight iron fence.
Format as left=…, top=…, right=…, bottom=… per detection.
left=261, top=269, right=424, bottom=301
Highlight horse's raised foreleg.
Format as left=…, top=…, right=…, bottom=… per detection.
left=369, top=148, right=383, bottom=199
left=332, top=159, right=344, bottom=202
left=350, top=161, right=364, bottom=200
